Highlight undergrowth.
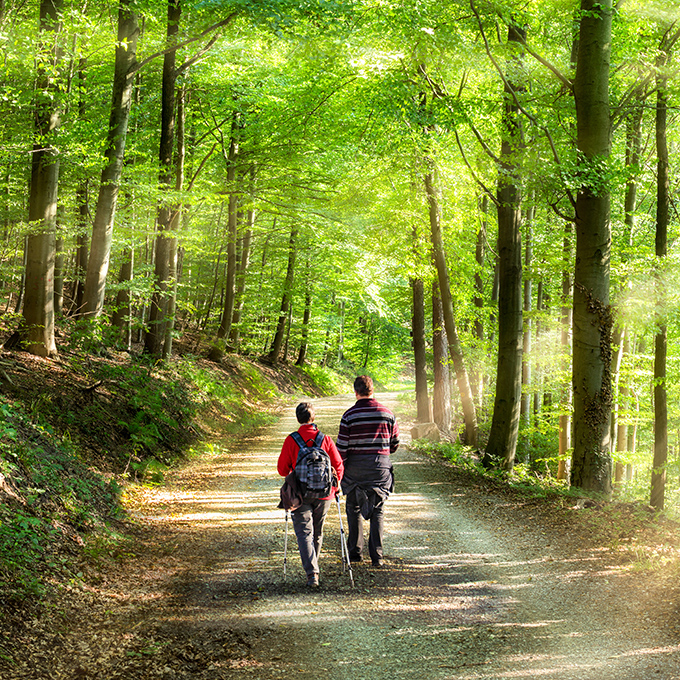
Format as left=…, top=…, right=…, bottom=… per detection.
left=0, top=397, right=122, bottom=604
left=0, top=350, right=338, bottom=606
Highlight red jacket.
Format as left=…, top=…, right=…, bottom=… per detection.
left=278, top=423, right=344, bottom=500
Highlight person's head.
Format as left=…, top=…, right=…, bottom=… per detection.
left=354, top=375, right=374, bottom=398
left=295, top=401, right=315, bottom=424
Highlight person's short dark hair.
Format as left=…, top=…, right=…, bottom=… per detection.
left=354, top=375, right=373, bottom=397
left=296, top=401, right=315, bottom=423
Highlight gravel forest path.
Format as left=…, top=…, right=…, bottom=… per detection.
left=16, top=392, right=680, bottom=679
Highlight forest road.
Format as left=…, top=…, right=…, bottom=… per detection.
left=110, top=393, right=680, bottom=680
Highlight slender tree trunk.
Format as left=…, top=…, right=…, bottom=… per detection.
left=162, top=83, right=186, bottom=361
left=611, top=99, right=644, bottom=486
left=651, top=48, right=669, bottom=510
left=112, top=249, right=134, bottom=349
left=267, top=225, right=298, bottom=364
left=208, top=112, right=240, bottom=361
left=411, top=275, right=430, bottom=422
left=295, top=280, right=312, bottom=366
left=8, top=0, right=63, bottom=356
left=145, top=0, right=180, bottom=356
left=521, top=206, right=533, bottom=435
left=81, top=0, right=139, bottom=317
left=486, top=22, right=526, bottom=469
left=53, top=236, right=64, bottom=317
left=228, top=201, right=254, bottom=352
left=426, top=168, right=477, bottom=446
left=432, top=279, right=451, bottom=431
left=570, top=0, right=613, bottom=495
left=472, top=195, right=487, bottom=407
left=614, top=332, right=629, bottom=487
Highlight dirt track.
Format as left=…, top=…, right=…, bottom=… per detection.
left=7, top=392, right=680, bottom=679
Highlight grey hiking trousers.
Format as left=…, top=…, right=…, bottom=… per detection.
left=291, top=498, right=332, bottom=577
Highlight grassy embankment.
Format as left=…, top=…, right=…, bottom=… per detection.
left=0, top=347, right=346, bottom=617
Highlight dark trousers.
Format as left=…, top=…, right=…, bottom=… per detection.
left=291, top=498, right=331, bottom=577
left=345, top=488, right=385, bottom=563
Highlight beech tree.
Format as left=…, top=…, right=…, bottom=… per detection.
left=570, top=0, right=614, bottom=495
left=8, top=0, right=64, bottom=357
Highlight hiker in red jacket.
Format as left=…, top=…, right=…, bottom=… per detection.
left=278, top=402, right=344, bottom=587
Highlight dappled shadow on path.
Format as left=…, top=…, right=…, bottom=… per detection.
left=122, top=393, right=680, bottom=680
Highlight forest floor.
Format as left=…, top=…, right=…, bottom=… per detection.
left=4, top=392, right=680, bottom=679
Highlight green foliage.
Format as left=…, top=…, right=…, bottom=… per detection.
left=299, top=363, right=348, bottom=395
left=0, top=396, right=122, bottom=603
left=411, top=438, right=578, bottom=501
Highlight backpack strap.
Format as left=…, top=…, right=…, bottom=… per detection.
left=291, top=432, right=306, bottom=449
left=313, top=431, right=325, bottom=448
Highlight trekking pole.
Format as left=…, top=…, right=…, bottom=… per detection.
left=283, top=510, right=289, bottom=580
left=335, top=492, right=354, bottom=588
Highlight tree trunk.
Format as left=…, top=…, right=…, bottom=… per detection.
left=267, top=225, right=298, bottom=364
left=570, top=0, right=613, bottom=495
left=521, top=206, right=533, bottom=434
left=411, top=275, right=430, bottom=422
left=472, top=195, right=487, bottom=407
left=228, top=202, right=254, bottom=352
left=8, top=0, right=63, bottom=357
left=295, top=281, right=312, bottom=366
left=485, top=22, right=526, bottom=469
left=614, top=333, right=630, bottom=487
left=432, top=279, right=451, bottom=431
left=81, top=0, right=139, bottom=317
left=145, top=0, right=180, bottom=356
left=651, top=48, right=669, bottom=510
left=53, top=236, right=64, bottom=317
left=73, top=189, right=89, bottom=316
left=208, top=112, right=241, bottom=361
left=112, top=249, right=134, bottom=350
left=425, top=168, right=477, bottom=446
left=162, top=83, right=187, bottom=361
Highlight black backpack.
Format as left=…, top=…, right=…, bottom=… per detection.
left=292, top=431, right=334, bottom=500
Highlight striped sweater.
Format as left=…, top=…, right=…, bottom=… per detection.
left=336, top=398, right=400, bottom=460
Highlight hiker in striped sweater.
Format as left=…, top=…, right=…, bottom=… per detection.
left=336, top=375, right=399, bottom=567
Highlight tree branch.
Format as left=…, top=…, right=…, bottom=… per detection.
left=517, top=37, right=572, bottom=90
left=454, top=129, right=499, bottom=207
left=129, top=13, right=238, bottom=79
left=470, top=0, right=575, bottom=207
left=549, top=199, right=576, bottom=223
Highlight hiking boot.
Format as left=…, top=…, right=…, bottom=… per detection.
left=372, top=559, right=384, bottom=568
left=306, top=574, right=319, bottom=587
left=349, top=554, right=362, bottom=563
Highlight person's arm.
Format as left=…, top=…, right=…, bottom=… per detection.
left=336, top=414, right=350, bottom=461
left=277, top=435, right=296, bottom=477
left=389, top=417, right=400, bottom=454
left=324, top=436, right=344, bottom=483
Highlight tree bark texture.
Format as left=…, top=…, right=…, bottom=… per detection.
left=485, top=22, right=526, bottom=469
left=570, top=0, right=613, bottom=495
